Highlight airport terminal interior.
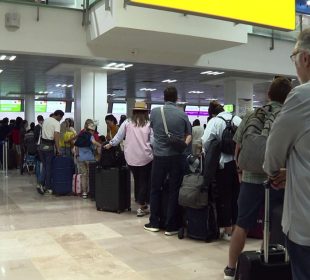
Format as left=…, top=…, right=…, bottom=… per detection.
left=0, top=0, right=307, bottom=279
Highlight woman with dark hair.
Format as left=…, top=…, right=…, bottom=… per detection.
left=105, top=114, right=118, bottom=141
left=104, top=101, right=153, bottom=217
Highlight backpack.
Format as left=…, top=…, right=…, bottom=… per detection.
left=24, top=131, right=37, bottom=155
left=217, top=115, right=237, bottom=155
left=74, top=131, right=92, bottom=148
left=237, top=105, right=281, bottom=173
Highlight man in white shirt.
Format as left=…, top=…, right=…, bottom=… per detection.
left=37, top=110, right=64, bottom=195
left=202, top=101, right=241, bottom=241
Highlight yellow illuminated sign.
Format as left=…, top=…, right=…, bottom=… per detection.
left=128, top=0, right=295, bottom=31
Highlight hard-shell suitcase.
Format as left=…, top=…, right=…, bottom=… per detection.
left=235, top=182, right=291, bottom=280
left=95, top=167, right=131, bottom=213
left=72, top=174, right=82, bottom=195
left=52, top=156, right=75, bottom=195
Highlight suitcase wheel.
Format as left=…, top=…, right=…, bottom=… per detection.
left=117, top=210, right=121, bottom=214
left=97, top=207, right=103, bottom=211
left=178, top=228, right=185, bottom=239
left=128, top=208, right=131, bottom=212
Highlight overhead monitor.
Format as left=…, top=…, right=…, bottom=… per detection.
left=127, top=0, right=295, bottom=31
left=296, top=0, right=310, bottom=14
left=35, top=101, right=47, bottom=113
left=112, top=103, right=127, bottom=115
left=0, top=100, right=21, bottom=112
left=46, top=101, right=66, bottom=113
left=199, top=106, right=209, bottom=116
left=185, top=105, right=200, bottom=116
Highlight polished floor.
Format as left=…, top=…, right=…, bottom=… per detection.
left=0, top=170, right=260, bottom=280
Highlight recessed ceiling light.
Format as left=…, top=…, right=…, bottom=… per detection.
left=9, top=56, right=16, bottom=61
left=253, top=101, right=260, bottom=103
left=189, top=91, right=204, bottom=94
left=67, top=84, right=73, bottom=88
left=0, top=55, right=6, bottom=60
left=61, top=84, right=67, bottom=87
left=56, top=84, right=61, bottom=87
left=106, top=62, right=117, bottom=67
left=205, top=98, right=218, bottom=101
left=0, top=69, right=3, bottom=74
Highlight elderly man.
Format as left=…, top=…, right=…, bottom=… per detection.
left=264, top=28, right=310, bottom=280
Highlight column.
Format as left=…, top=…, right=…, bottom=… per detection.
left=126, top=71, right=136, bottom=118
left=74, top=69, right=108, bottom=135
left=224, top=79, right=254, bottom=117
left=126, top=98, right=136, bottom=119
left=24, top=95, right=35, bottom=123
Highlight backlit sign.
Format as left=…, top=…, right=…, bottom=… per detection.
left=127, top=0, right=295, bottom=31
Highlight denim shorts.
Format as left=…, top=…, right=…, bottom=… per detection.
left=236, top=181, right=284, bottom=230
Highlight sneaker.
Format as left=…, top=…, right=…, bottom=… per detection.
left=36, top=184, right=45, bottom=195
left=224, top=266, right=236, bottom=280
left=44, top=189, right=53, bottom=195
left=144, top=223, right=160, bottom=232
left=82, top=192, right=88, bottom=199
left=164, top=230, right=178, bottom=236
left=222, top=233, right=232, bottom=241
left=137, top=208, right=146, bottom=217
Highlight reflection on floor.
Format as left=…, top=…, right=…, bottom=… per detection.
left=0, top=170, right=260, bottom=280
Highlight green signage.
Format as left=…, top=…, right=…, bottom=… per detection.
left=0, top=100, right=21, bottom=112
left=35, top=101, right=47, bottom=113
left=224, top=104, right=234, bottom=113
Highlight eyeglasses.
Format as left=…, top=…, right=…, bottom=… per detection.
left=290, top=50, right=303, bottom=62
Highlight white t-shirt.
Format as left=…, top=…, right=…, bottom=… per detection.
left=42, top=117, right=60, bottom=140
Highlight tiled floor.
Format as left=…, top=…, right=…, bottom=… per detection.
left=0, top=170, right=260, bottom=280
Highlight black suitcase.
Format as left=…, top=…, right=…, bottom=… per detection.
left=235, top=182, right=291, bottom=280
left=88, top=161, right=97, bottom=200
left=95, top=167, right=131, bottom=213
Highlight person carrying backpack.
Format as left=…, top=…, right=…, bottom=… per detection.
left=223, top=77, right=292, bottom=280
left=202, top=100, right=242, bottom=242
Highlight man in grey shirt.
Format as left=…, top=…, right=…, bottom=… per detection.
left=144, top=86, right=192, bottom=235
left=264, top=28, right=310, bottom=280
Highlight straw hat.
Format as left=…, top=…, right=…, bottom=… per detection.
left=87, top=123, right=96, bottom=130
left=132, top=101, right=149, bottom=111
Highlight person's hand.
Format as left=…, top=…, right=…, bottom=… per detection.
left=269, top=168, right=286, bottom=189
left=55, top=150, right=61, bottom=157
left=104, top=144, right=112, bottom=150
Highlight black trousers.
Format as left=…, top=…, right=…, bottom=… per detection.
left=128, top=161, right=152, bottom=205
left=215, top=160, right=240, bottom=228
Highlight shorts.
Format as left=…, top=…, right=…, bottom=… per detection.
left=236, top=181, right=284, bottom=230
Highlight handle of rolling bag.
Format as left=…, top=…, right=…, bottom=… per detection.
left=263, top=181, right=289, bottom=264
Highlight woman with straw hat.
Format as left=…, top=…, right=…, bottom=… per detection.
left=104, top=101, right=153, bottom=217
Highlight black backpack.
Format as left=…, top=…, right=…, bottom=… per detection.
left=217, top=115, right=237, bottom=155
left=74, top=131, right=92, bottom=147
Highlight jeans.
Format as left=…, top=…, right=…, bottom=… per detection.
left=39, top=150, right=54, bottom=190
left=286, top=236, right=310, bottom=280
left=128, top=161, right=152, bottom=205
left=149, top=155, right=184, bottom=231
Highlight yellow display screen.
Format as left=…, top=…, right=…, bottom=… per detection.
left=128, top=0, right=295, bottom=31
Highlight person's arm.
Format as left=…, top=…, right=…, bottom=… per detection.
left=263, top=91, right=304, bottom=177
left=201, top=118, right=217, bottom=149
left=91, top=137, right=102, bottom=148
left=104, top=121, right=127, bottom=149
left=54, top=132, right=60, bottom=155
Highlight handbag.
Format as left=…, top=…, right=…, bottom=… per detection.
left=160, top=106, right=187, bottom=153
left=178, top=155, right=208, bottom=209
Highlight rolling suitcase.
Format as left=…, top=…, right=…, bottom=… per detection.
left=88, top=161, right=97, bottom=200
left=235, top=181, right=291, bottom=280
left=52, top=156, right=75, bottom=195
left=95, top=167, right=131, bottom=213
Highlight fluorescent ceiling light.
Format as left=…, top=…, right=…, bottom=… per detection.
left=189, top=91, right=204, bottom=94
left=102, top=63, right=134, bottom=71
left=140, top=88, right=156, bottom=91
left=56, top=84, right=61, bottom=87
left=200, top=70, right=225, bottom=75
left=307, top=0, right=310, bottom=5
left=0, top=55, right=6, bottom=60
left=61, top=84, right=67, bottom=87
left=162, top=79, right=177, bottom=83
left=205, top=98, right=218, bottom=101
left=0, top=69, right=3, bottom=74
left=253, top=101, right=260, bottom=103
left=67, top=84, right=73, bottom=88
left=9, top=56, right=16, bottom=61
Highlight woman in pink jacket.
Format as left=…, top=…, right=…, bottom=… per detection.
left=104, top=101, right=153, bottom=217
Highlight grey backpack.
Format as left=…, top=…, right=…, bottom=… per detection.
left=237, top=105, right=281, bottom=173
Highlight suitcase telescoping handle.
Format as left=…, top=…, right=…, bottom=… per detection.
left=263, top=181, right=289, bottom=264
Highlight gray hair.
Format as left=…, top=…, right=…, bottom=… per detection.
left=297, top=28, right=310, bottom=51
